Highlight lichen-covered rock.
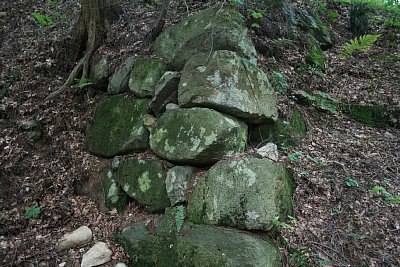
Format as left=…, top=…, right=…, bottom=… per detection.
left=116, top=220, right=281, bottom=267
left=129, top=58, right=168, bottom=97
left=90, top=55, right=109, bottom=90
left=108, top=57, right=135, bottom=95
left=250, top=108, right=307, bottom=149
left=102, top=170, right=129, bottom=212
left=86, top=95, right=149, bottom=158
left=115, top=157, right=169, bottom=212
left=179, top=50, right=277, bottom=123
left=154, top=6, right=257, bottom=70
left=149, top=108, right=247, bottom=165
left=188, top=157, right=293, bottom=231
left=282, top=4, right=333, bottom=49
left=166, top=166, right=197, bottom=205
left=149, top=71, right=180, bottom=117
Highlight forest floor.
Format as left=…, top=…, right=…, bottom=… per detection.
left=0, top=0, right=399, bottom=266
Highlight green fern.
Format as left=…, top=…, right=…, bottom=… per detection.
left=339, top=34, right=381, bottom=59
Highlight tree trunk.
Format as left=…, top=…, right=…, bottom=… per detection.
left=47, top=0, right=120, bottom=100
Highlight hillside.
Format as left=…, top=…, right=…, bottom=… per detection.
left=0, top=0, right=399, bottom=266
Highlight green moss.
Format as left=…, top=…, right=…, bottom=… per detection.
left=86, top=95, right=149, bottom=157
left=250, top=108, right=306, bottom=149
left=343, top=104, right=389, bottom=128
left=306, top=43, right=325, bottom=71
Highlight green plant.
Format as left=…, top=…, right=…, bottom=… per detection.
left=344, top=177, right=359, bottom=187
left=74, top=78, right=95, bottom=88
left=174, top=205, right=185, bottom=232
left=327, top=10, right=341, bottom=21
left=349, top=2, right=372, bottom=36
left=250, top=9, right=263, bottom=19
left=339, top=34, right=381, bottom=59
left=25, top=205, right=41, bottom=220
left=270, top=71, right=288, bottom=95
left=371, top=186, right=400, bottom=204
left=298, top=90, right=341, bottom=115
left=31, top=12, right=54, bottom=27
left=251, top=23, right=261, bottom=29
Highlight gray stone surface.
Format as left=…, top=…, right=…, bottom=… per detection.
left=166, top=166, right=197, bottom=205
left=108, top=57, right=135, bottom=95
left=154, top=6, right=257, bottom=70
left=188, top=157, right=293, bottom=231
left=81, top=242, right=112, bottom=267
left=149, top=108, right=248, bottom=165
left=149, top=71, right=180, bottom=116
left=129, top=58, right=168, bottom=97
left=179, top=50, right=277, bottom=123
left=55, top=226, right=93, bottom=252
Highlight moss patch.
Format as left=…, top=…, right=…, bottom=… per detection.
left=343, top=104, right=390, bottom=128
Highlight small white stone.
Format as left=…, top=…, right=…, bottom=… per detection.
left=115, top=263, right=128, bottom=267
left=384, top=131, right=394, bottom=139
left=81, top=242, right=112, bottom=267
left=55, top=226, right=93, bottom=252
left=256, top=143, right=278, bottom=161
left=165, top=103, right=179, bottom=110
left=58, top=262, right=66, bottom=267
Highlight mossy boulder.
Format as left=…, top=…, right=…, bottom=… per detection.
left=116, top=220, right=281, bottom=267
left=250, top=108, right=307, bottom=148
left=149, top=108, right=248, bottom=165
left=188, top=157, right=293, bottom=231
left=179, top=50, right=277, bottom=123
left=86, top=95, right=149, bottom=158
left=129, top=58, right=168, bottom=98
left=149, top=71, right=180, bottom=117
left=283, top=4, right=333, bottom=49
left=343, top=104, right=390, bottom=128
left=154, top=6, right=257, bottom=70
left=114, top=157, right=169, bottom=212
left=108, top=57, right=135, bottom=95
left=101, top=170, right=129, bottom=212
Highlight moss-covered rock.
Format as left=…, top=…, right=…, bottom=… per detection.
left=129, top=58, right=168, bottom=98
left=149, top=108, right=248, bottom=165
left=188, top=157, right=293, bottom=231
left=116, top=220, right=282, bottom=267
left=86, top=95, right=149, bottom=158
left=343, top=104, right=390, bottom=128
left=108, top=57, right=135, bottom=95
left=306, top=36, right=325, bottom=71
left=250, top=108, right=307, bottom=148
left=115, top=157, right=169, bottom=212
left=154, top=6, right=257, bottom=70
left=101, top=170, right=129, bottom=212
left=179, top=50, right=277, bottom=123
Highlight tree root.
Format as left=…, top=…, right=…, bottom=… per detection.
left=46, top=34, right=96, bottom=100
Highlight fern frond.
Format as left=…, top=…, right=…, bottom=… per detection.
left=339, top=34, right=381, bottom=59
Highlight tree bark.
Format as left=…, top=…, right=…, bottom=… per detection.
left=47, top=0, right=120, bottom=100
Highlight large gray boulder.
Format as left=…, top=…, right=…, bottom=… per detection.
left=179, top=50, right=277, bottom=123
left=129, top=58, right=168, bottom=98
left=114, top=157, right=170, bottom=212
left=154, top=6, right=257, bottom=70
left=149, top=108, right=247, bottom=165
left=90, top=55, right=109, bottom=90
left=116, top=220, right=281, bottom=267
left=188, top=157, right=293, bottom=231
left=86, top=95, right=149, bottom=158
